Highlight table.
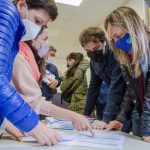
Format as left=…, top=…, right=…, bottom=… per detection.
left=0, top=130, right=150, bottom=150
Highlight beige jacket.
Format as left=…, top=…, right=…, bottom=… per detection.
left=11, top=54, right=51, bottom=116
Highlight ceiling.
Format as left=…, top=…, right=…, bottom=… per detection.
left=48, top=0, right=128, bottom=59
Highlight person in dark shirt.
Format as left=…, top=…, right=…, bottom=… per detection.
left=40, top=46, right=61, bottom=120
left=79, top=27, right=130, bottom=132
left=42, top=46, right=61, bottom=100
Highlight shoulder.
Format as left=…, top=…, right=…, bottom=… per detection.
left=106, top=48, right=115, bottom=59
left=46, top=63, right=58, bottom=71
left=0, top=0, right=20, bottom=21
left=14, top=53, right=31, bottom=70
left=0, top=0, right=23, bottom=36
left=106, top=48, right=119, bottom=66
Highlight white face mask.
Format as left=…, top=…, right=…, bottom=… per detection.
left=38, top=40, right=49, bottom=58
left=46, top=56, right=53, bottom=64
left=22, top=6, right=41, bottom=41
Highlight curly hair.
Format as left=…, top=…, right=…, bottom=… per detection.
left=79, top=27, right=106, bottom=47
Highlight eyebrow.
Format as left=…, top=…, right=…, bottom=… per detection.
left=36, top=17, right=44, bottom=25
left=112, top=33, right=117, bottom=38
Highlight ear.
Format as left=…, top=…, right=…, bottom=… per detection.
left=16, top=0, right=27, bottom=14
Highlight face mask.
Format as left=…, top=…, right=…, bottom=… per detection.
left=87, top=49, right=104, bottom=62
left=46, top=56, right=53, bottom=64
left=67, top=64, right=70, bottom=68
left=22, top=5, right=41, bottom=41
left=38, top=40, right=49, bottom=58
left=114, top=33, right=132, bottom=53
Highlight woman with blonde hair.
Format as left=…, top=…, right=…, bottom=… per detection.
left=103, top=6, right=150, bottom=142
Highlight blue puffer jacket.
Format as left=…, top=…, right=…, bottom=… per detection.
left=0, top=0, right=38, bottom=132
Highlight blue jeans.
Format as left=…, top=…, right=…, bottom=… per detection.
left=131, top=109, right=142, bottom=137
left=121, top=118, right=132, bottom=133
left=96, top=82, right=109, bottom=120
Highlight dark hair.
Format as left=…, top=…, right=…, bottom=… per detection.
left=14, top=0, right=58, bottom=21
left=25, top=25, right=48, bottom=83
left=79, top=27, right=106, bottom=47
left=66, top=52, right=84, bottom=78
left=36, top=25, right=48, bottom=39
left=49, top=46, right=57, bottom=52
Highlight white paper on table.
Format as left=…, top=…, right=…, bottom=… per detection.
left=22, top=131, right=125, bottom=149
left=59, top=132, right=125, bottom=149
left=46, top=117, right=73, bottom=129
left=22, top=131, right=77, bottom=143
left=46, top=117, right=94, bottom=130
left=22, top=136, right=36, bottom=142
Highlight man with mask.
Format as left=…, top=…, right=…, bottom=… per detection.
left=44, top=46, right=60, bottom=91
left=40, top=46, right=61, bottom=120
left=79, top=27, right=129, bottom=131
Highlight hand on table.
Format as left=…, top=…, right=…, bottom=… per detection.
left=28, top=122, right=62, bottom=146
left=70, top=113, right=95, bottom=137
left=92, top=120, right=108, bottom=130
left=5, top=120, right=23, bottom=141
left=143, top=136, right=150, bottom=142
left=105, top=120, right=123, bottom=131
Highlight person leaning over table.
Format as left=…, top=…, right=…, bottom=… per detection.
left=79, top=27, right=132, bottom=133
left=103, top=6, right=150, bottom=142
left=0, top=0, right=62, bottom=145
left=11, top=17, right=95, bottom=143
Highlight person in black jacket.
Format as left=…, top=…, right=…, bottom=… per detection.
left=79, top=27, right=130, bottom=131
left=40, top=46, right=61, bottom=120
left=41, top=46, right=61, bottom=100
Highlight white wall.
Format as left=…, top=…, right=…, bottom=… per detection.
left=100, top=0, right=146, bottom=28
left=123, top=0, right=145, bottom=20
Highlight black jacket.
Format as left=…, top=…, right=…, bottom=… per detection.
left=83, top=47, right=126, bottom=123
left=41, top=63, right=61, bottom=100
left=117, top=65, right=144, bottom=122
left=116, top=65, right=150, bottom=136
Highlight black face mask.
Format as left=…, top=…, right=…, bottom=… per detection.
left=67, top=64, right=70, bottom=68
left=87, top=50, right=104, bottom=62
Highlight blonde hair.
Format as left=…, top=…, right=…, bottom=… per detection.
left=104, top=7, right=150, bottom=78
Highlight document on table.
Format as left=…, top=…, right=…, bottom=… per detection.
left=22, top=132, right=78, bottom=143
left=46, top=117, right=74, bottom=130
left=59, top=132, right=125, bottom=149
left=22, top=131, right=125, bottom=149
left=45, top=117, right=94, bottom=130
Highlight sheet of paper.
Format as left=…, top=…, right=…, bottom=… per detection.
left=22, top=131, right=125, bottom=149
left=22, top=136, right=36, bottom=142
left=22, top=131, right=77, bottom=142
left=59, top=132, right=125, bottom=149
left=46, top=117, right=74, bottom=130
left=46, top=117, right=94, bottom=130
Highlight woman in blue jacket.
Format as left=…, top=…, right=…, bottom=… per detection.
left=0, top=0, right=95, bottom=145
left=0, top=0, right=62, bottom=145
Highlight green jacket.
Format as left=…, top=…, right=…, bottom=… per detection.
left=61, top=59, right=89, bottom=114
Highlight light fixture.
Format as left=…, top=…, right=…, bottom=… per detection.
left=55, top=0, right=83, bottom=6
